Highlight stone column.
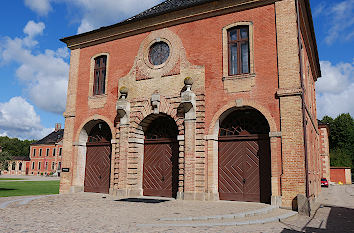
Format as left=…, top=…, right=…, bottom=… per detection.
left=180, top=77, right=202, bottom=200
left=275, top=0, right=306, bottom=208
left=115, top=87, right=130, bottom=198
left=269, top=132, right=282, bottom=206
left=59, top=48, right=80, bottom=194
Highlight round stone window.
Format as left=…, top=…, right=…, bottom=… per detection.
left=148, top=41, right=170, bottom=66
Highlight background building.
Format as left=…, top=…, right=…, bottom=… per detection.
left=29, top=124, right=63, bottom=176
left=59, top=0, right=323, bottom=210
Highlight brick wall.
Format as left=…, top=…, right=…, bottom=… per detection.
left=29, top=145, right=63, bottom=175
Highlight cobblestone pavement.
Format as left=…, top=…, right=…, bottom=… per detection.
left=0, top=184, right=353, bottom=232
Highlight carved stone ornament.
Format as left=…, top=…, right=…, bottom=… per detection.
left=151, top=92, right=161, bottom=114
left=181, top=77, right=196, bottom=120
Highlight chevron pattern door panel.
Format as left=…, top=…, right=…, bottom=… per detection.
left=84, top=143, right=111, bottom=194
left=219, top=138, right=267, bottom=202
left=143, top=140, right=178, bottom=198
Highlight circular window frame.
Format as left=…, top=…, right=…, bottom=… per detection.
left=144, top=38, right=172, bottom=69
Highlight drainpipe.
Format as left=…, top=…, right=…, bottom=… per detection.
left=296, top=0, right=309, bottom=199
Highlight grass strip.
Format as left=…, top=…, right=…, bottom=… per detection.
left=0, top=180, right=60, bottom=197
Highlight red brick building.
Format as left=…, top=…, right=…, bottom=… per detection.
left=29, top=124, right=63, bottom=176
left=330, top=167, right=352, bottom=185
left=59, top=0, right=322, bottom=209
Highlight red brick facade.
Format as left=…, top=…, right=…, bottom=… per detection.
left=29, top=144, right=63, bottom=176
left=59, top=0, right=323, bottom=208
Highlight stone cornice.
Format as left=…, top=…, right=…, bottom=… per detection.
left=276, top=88, right=303, bottom=97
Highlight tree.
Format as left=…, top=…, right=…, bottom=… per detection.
left=322, top=113, right=354, bottom=168
left=330, top=148, right=352, bottom=168
left=0, top=151, right=12, bottom=171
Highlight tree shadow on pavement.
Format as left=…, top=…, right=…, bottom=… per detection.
left=115, top=198, right=170, bottom=204
left=281, top=205, right=354, bottom=232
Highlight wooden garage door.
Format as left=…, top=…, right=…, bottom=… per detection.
left=143, top=139, right=179, bottom=198
left=219, top=136, right=270, bottom=202
left=84, top=142, right=111, bottom=194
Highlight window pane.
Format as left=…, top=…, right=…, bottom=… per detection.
left=101, top=69, right=106, bottom=94
left=229, top=29, right=238, bottom=41
left=240, top=28, right=248, bottom=39
left=241, top=42, right=249, bottom=73
left=102, top=57, right=107, bottom=66
left=230, top=44, right=238, bottom=75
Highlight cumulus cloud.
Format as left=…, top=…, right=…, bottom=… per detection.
left=72, top=0, right=163, bottom=34
left=24, top=0, right=163, bottom=34
left=314, top=0, right=354, bottom=45
left=24, top=0, right=52, bottom=16
left=0, top=21, right=69, bottom=114
left=23, top=20, right=45, bottom=38
left=316, top=61, right=354, bottom=118
left=0, top=97, right=53, bottom=140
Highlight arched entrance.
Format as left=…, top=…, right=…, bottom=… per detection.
left=218, top=108, right=271, bottom=203
left=143, top=115, right=179, bottom=198
left=84, top=122, right=112, bottom=194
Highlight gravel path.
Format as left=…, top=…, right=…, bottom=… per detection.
left=0, top=184, right=353, bottom=232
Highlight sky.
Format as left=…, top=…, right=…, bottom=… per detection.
left=0, top=0, right=353, bottom=140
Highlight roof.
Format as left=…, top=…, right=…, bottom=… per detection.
left=125, top=0, right=215, bottom=22
left=60, top=0, right=215, bottom=43
left=32, top=129, right=64, bottom=145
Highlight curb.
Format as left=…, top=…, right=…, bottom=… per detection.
left=138, top=211, right=297, bottom=228
left=0, top=195, right=57, bottom=209
left=159, top=205, right=276, bottom=221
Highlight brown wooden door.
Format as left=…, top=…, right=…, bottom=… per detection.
left=143, top=139, right=178, bottom=198
left=219, top=136, right=270, bottom=202
left=84, top=142, right=111, bottom=194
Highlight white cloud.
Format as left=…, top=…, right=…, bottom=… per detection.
left=316, top=60, right=354, bottom=118
left=0, top=97, right=53, bottom=140
left=71, top=0, right=163, bottom=34
left=24, top=0, right=52, bottom=16
left=317, top=0, right=354, bottom=45
left=24, top=0, right=163, bottom=34
left=23, top=21, right=45, bottom=38
left=0, top=21, right=69, bottom=114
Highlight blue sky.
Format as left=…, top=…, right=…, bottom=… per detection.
left=0, top=0, right=353, bottom=140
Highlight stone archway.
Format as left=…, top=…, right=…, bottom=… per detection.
left=142, top=115, right=179, bottom=198
left=218, top=108, right=271, bottom=203
left=84, top=122, right=112, bottom=194
left=73, top=118, right=115, bottom=194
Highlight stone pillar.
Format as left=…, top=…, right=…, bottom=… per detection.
left=269, top=132, right=282, bottom=206
left=59, top=48, right=80, bottom=194
left=115, top=87, right=130, bottom=197
left=275, top=0, right=306, bottom=208
left=180, top=77, right=203, bottom=200
left=176, top=135, right=185, bottom=200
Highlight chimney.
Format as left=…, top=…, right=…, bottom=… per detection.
left=55, top=123, right=62, bottom=132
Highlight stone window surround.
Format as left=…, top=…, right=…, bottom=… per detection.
left=222, top=21, right=255, bottom=79
left=88, top=53, right=110, bottom=109
left=145, top=38, right=172, bottom=69
left=135, top=29, right=181, bottom=79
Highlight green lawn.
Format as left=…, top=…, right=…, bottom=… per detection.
left=0, top=181, right=60, bottom=197
left=0, top=178, right=25, bottom=180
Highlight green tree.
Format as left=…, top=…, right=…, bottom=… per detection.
left=322, top=113, right=354, bottom=168
left=330, top=148, right=352, bottom=168
left=0, top=151, right=12, bottom=171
